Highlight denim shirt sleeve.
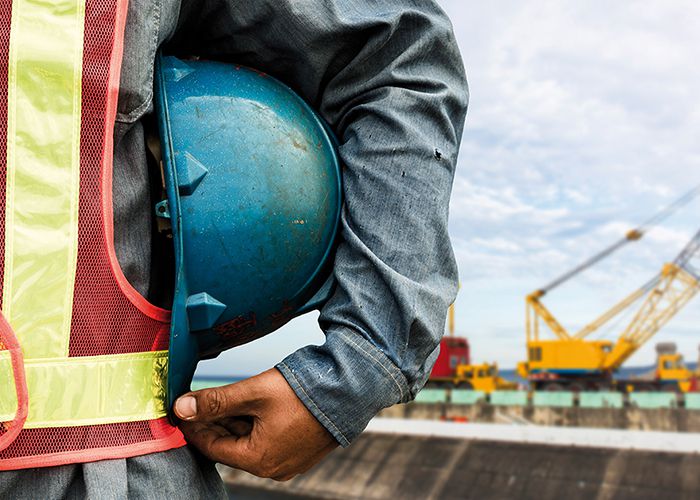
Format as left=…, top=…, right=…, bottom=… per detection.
left=170, top=0, right=468, bottom=446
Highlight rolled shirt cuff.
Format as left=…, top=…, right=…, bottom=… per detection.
left=276, top=326, right=409, bottom=447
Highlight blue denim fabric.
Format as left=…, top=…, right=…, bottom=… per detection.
left=165, top=0, right=468, bottom=446
left=142, top=0, right=467, bottom=446
left=2, top=0, right=467, bottom=492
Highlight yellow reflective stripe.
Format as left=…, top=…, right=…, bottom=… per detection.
left=0, top=351, right=16, bottom=421
left=0, top=351, right=168, bottom=428
left=3, top=0, right=85, bottom=358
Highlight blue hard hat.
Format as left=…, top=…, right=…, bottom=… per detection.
left=153, top=54, right=342, bottom=412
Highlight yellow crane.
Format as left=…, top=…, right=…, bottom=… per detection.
left=517, top=187, right=700, bottom=392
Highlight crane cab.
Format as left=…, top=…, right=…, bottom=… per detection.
left=656, top=353, right=694, bottom=392
left=522, top=339, right=613, bottom=376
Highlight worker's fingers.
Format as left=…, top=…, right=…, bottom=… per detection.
left=181, top=420, right=295, bottom=479
left=177, top=369, right=339, bottom=480
left=174, top=380, right=261, bottom=422
left=179, top=421, right=260, bottom=472
left=220, top=415, right=255, bottom=437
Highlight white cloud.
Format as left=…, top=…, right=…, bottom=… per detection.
left=450, top=177, right=570, bottom=223
left=441, top=0, right=700, bottom=366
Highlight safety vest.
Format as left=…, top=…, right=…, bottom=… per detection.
left=0, top=0, right=185, bottom=470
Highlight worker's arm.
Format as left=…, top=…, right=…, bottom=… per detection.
left=169, top=0, right=468, bottom=477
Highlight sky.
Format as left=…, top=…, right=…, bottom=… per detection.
left=197, top=0, right=700, bottom=378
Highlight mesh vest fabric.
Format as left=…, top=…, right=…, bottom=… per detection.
left=0, top=0, right=185, bottom=470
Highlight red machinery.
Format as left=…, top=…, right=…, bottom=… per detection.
left=431, top=337, right=470, bottom=378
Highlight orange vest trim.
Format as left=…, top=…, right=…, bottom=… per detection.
left=0, top=314, right=28, bottom=454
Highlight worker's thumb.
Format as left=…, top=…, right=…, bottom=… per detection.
left=174, top=382, right=252, bottom=422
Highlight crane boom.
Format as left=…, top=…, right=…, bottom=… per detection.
left=572, top=280, right=656, bottom=340
left=675, top=228, right=700, bottom=277
left=526, top=229, right=700, bottom=348
left=603, top=229, right=700, bottom=369
left=526, top=186, right=700, bottom=344
left=537, top=184, right=700, bottom=296
left=521, top=188, right=700, bottom=390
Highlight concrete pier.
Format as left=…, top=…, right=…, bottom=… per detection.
left=222, top=420, right=700, bottom=499
left=378, top=401, right=700, bottom=432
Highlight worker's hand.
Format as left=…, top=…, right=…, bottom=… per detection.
left=174, top=368, right=338, bottom=481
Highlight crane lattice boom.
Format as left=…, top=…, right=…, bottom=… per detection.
left=603, top=229, right=700, bottom=369
left=521, top=188, right=700, bottom=388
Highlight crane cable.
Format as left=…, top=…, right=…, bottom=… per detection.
left=537, top=183, right=700, bottom=296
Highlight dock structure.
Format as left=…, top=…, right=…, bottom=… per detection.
left=379, top=395, right=700, bottom=433
left=223, top=419, right=700, bottom=499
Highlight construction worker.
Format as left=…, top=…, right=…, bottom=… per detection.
left=0, top=0, right=467, bottom=497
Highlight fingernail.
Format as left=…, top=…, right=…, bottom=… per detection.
left=175, top=395, right=197, bottom=419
